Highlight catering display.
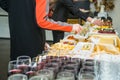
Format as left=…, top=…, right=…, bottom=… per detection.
left=7, top=22, right=120, bottom=80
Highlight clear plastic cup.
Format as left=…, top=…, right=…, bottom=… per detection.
left=61, top=64, right=78, bottom=76
left=79, top=73, right=94, bottom=80
left=8, top=60, right=22, bottom=76
left=57, top=71, right=75, bottom=80
left=17, top=56, right=31, bottom=74
left=78, top=68, right=95, bottom=80
left=37, top=69, right=54, bottom=80
left=29, top=75, right=49, bottom=80
left=17, top=56, right=31, bottom=65
left=8, top=74, right=28, bottom=80
left=44, top=63, right=59, bottom=75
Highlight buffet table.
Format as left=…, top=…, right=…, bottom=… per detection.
left=47, top=27, right=120, bottom=58
left=8, top=25, right=120, bottom=80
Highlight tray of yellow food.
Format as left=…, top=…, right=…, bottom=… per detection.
left=47, top=42, right=75, bottom=57
left=50, top=43, right=75, bottom=50
left=95, top=43, right=120, bottom=55
left=88, top=34, right=120, bottom=56
left=88, top=34, right=118, bottom=46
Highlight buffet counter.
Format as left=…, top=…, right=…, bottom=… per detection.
left=8, top=25, right=120, bottom=80
left=47, top=28, right=120, bottom=58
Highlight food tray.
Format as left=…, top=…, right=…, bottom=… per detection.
left=70, top=42, right=95, bottom=55
left=63, top=34, right=88, bottom=42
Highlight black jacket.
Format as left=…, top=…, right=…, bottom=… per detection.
left=10, top=0, right=46, bottom=60
left=1, top=0, right=45, bottom=60
left=52, top=0, right=89, bottom=21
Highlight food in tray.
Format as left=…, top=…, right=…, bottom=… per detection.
left=98, top=28, right=115, bottom=34
left=99, top=37, right=115, bottom=45
left=65, top=34, right=88, bottom=43
left=67, top=35, right=79, bottom=42
left=95, top=44, right=120, bottom=55
left=67, top=35, right=75, bottom=40
left=63, top=41, right=74, bottom=45
left=79, top=27, right=89, bottom=36
left=99, top=26, right=110, bottom=28
left=51, top=43, right=74, bottom=50
left=94, top=25, right=112, bottom=30
left=60, top=39, right=77, bottom=45
left=88, top=35, right=118, bottom=47
left=82, top=44, right=92, bottom=50
left=47, top=43, right=74, bottom=57
left=71, top=42, right=95, bottom=55
left=93, top=27, right=115, bottom=34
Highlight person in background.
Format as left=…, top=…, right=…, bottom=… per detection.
left=48, top=0, right=56, bottom=18
left=0, top=0, right=83, bottom=60
left=73, top=0, right=91, bottom=24
left=52, top=0, right=103, bottom=43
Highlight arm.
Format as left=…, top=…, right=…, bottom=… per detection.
left=59, top=0, right=103, bottom=26
left=35, top=0, right=72, bottom=32
left=0, top=0, right=8, bottom=12
left=59, top=0, right=88, bottom=21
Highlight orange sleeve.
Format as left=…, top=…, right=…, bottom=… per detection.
left=35, top=0, right=72, bottom=32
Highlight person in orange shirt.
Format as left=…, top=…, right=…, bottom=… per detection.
left=0, top=0, right=84, bottom=60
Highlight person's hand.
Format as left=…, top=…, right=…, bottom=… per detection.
left=71, top=24, right=83, bottom=34
left=44, top=42, right=50, bottom=51
left=87, top=17, right=104, bottom=26
left=91, top=19, right=104, bottom=26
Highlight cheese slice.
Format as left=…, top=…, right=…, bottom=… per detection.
left=99, top=38, right=114, bottom=45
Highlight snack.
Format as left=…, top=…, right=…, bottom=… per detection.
left=50, top=43, right=74, bottom=50
left=60, top=39, right=77, bottom=45
left=67, top=35, right=75, bottom=40
left=71, top=42, right=94, bottom=54
left=98, top=28, right=115, bottom=34
left=82, top=44, right=92, bottom=50
left=67, top=35, right=79, bottom=42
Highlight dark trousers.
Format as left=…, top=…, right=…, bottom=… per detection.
left=52, top=30, right=64, bottom=43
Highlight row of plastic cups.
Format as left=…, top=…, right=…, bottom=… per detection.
left=8, top=55, right=81, bottom=79
left=8, top=71, right=75, bottom=80
left=8, top=73, right=49, bottom=80
left=8, top=70, right=95, bottom=80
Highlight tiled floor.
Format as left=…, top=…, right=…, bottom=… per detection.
left=0, top=39, right=10, bottom=80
